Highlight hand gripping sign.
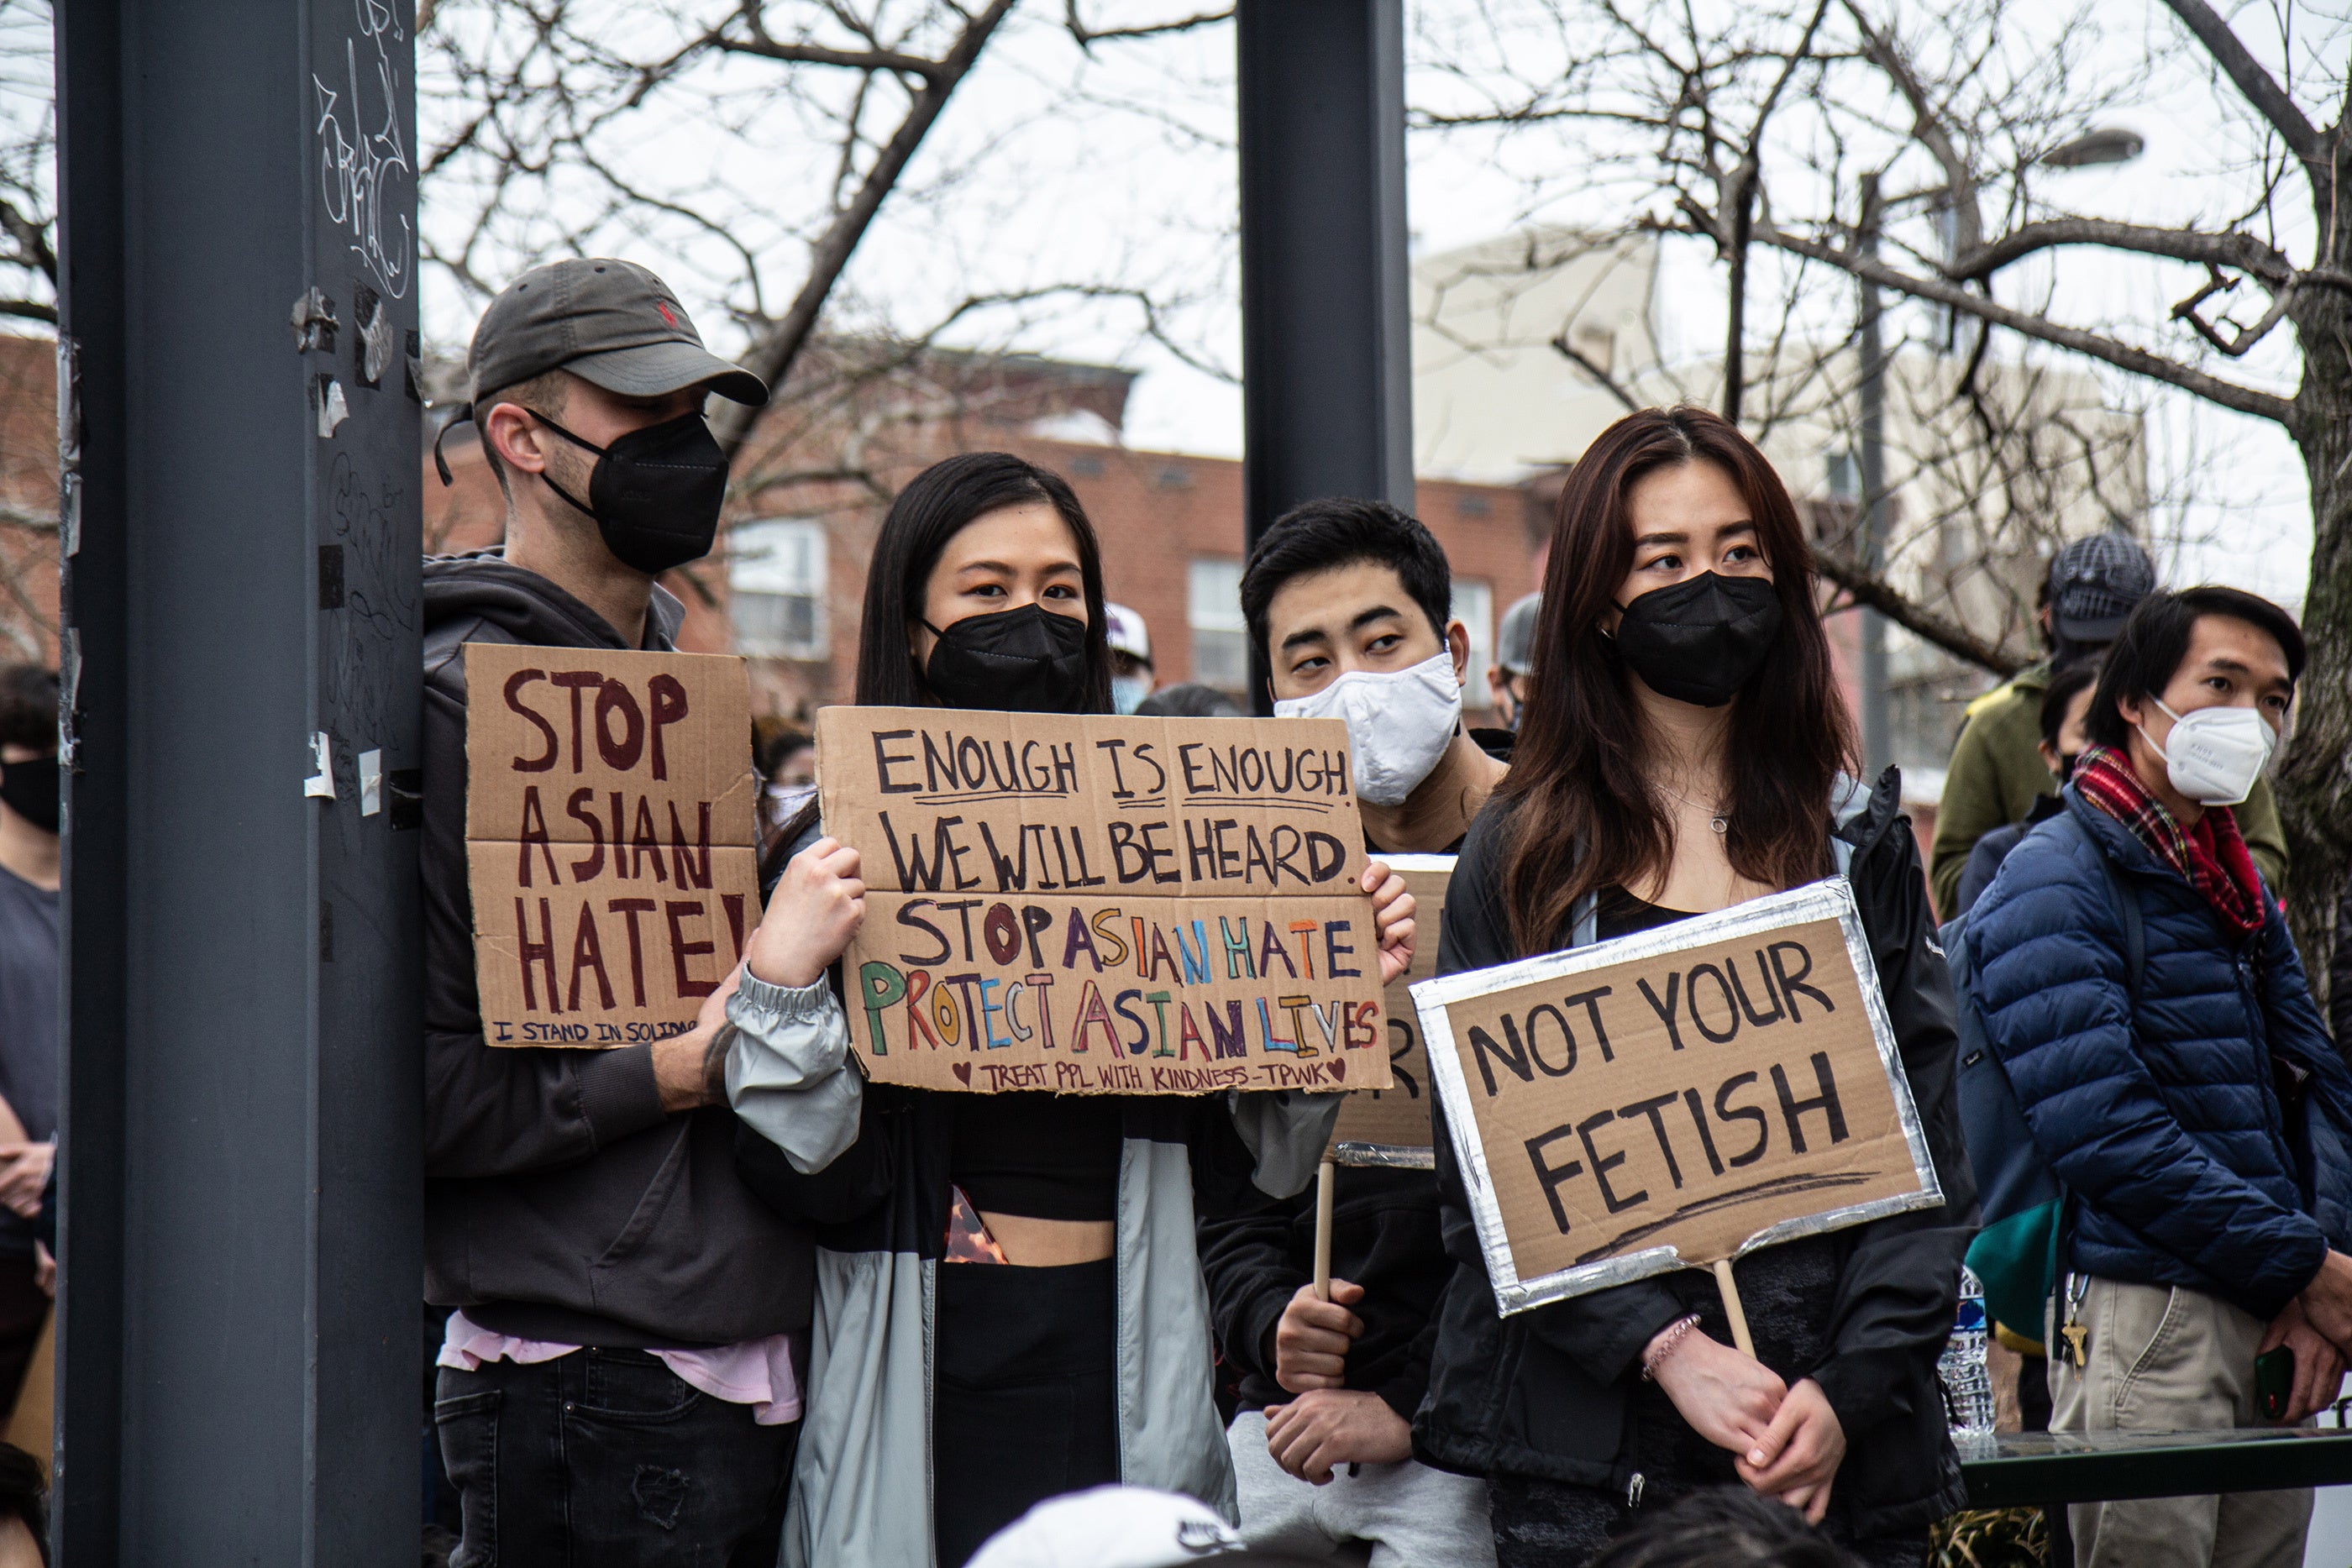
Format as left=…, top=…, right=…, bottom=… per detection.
left=465, top=643, right=761, bottom=1047
left=1327, top=853, right=1455, bottom=1168
left=1414, top=878, right=1940, bottom=1319
left=816, top=706, right=1389, bottom=1096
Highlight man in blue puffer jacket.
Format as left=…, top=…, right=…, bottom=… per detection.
left=1971, top=585, right=2352, bottom=1568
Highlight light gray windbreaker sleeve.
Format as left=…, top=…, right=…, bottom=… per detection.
left=1226, top=1088, right=1345, bottom=1199
left=725, top=969, right=863, bottom=1175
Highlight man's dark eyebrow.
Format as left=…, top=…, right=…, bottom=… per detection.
left=1279, top=625, right=1335, bottom=654
left=2200, top=653, right=2295, bottom=690
left=1348, top=605, right=1408, bottom=635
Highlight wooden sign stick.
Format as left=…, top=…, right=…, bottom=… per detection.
left=1713, top=1260, right=1756, bottom=1358
left=1313, top=1157, right=1336, bottom=1303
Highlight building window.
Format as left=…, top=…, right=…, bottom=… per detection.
left=1188, top=558, right=1248, bottom=693
left=1824, top=448, right=1860, bottom=499
left=729, top=519, right=827, bottom=659
left=1458, top=492, right=1493, bottom=517
left=1456, top=580, right=1494, bottom=698
left=1155, top=463, right=1193, bottom=490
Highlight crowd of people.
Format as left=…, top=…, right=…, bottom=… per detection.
left=375, top=252, right=2352, bottom=1568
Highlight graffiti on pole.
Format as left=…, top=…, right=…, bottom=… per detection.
left=312, top=0, right=413, bottom=301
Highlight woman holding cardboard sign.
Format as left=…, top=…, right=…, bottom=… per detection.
left=711, top=452, right=1417, bottom=1568
left=1417, top=407, right=1974, bottom=1566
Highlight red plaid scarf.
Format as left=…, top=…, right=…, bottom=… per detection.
left=2073, top=744, right=2267, bottom=936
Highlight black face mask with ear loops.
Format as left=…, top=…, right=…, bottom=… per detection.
left=0, top=755, right=57, bottom=834
left=433, top=406, right=732, bottom=576
left=1610, top=571, right=1784, bottom=707
left=922, top=605, right=1092, bottom=714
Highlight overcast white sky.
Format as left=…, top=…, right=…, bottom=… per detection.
left=407, top=2, right=2352, bottom=607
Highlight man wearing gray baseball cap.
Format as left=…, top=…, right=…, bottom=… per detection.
left=421, top=260, right=808, bottom=1567
left=1930, top=532, right=2287, bottom=920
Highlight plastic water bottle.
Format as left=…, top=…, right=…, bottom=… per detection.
left=1940, top=1267, right=1998, bottom=1435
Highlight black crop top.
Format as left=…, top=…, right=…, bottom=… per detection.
left=1595, top=886, right=1698, bottom=942
left=949, top=1093, right=1123, bottom=1222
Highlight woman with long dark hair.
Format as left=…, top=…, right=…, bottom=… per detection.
left=1415, top=409, right=1974, bottom=1565
left=711, top=451, right=1415, bottom=1568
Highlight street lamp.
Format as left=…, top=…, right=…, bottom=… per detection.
left=2042, top=127, right=2147, bottom=168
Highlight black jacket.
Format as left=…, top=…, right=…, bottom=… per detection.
left=1954, top=792, right=2063, bottom=918
left=1199, top=1165, right=1449, bottom=1417
left=422, top=551, right=812, bottom=1347
left=1414, top=769, right=1977, bottom=1539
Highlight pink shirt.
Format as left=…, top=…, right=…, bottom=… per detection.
left=438, top=1310, right=803, bottom=1426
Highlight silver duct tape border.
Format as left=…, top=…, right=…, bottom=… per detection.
left=1411, top=876, right=1944, bottom=1317
left=1333, top=1141, right=1436, bottom=1170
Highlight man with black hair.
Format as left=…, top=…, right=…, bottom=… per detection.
left=0, top=668, right=57, bottom=1413
left=1199, top=499, right=1499, bottom=1567
left=423, top=260, right=808, bottom=1566
left=1930, top=534, right=2287, bottom=919
left=1587, top=1486, right=1858, bottom=1568
left=1969, top=586, right=2352, bottom=1568
left=1953, top=659, right=2099, bottom=919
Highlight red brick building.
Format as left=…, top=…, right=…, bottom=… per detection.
left=0, top=335, right=61, bottom=666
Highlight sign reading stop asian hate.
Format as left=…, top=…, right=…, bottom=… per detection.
left=1415, top=878, right=1941, bottom=1316
left=465, top=643, right=760, bottom=1048
left=816, top=706, right=1389, bottom=1095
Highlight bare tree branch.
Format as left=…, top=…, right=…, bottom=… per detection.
left=709, top=0, right=1020, bottom=457
left=1552, top=331, right=1643, bottom=412
left=1951, top=218, right=2301, bottom=286
left=0, top=191, right=52, bottom=284
left=2156, top=0, right=2327, bottom=169
left=1809, top=540, right=2024, bottom=676
left=1063, top=3, right=1231, bottom=48
left=1750, top=218, right=2303, bottom=427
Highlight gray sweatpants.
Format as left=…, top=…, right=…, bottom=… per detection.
left=1227, top=1409, right=1498, bottom=1567
left=2050, top=1276, right=2313, bottom=1568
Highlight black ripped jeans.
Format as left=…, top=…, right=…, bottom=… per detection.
left=435, top=1350, right=795, bottom=1568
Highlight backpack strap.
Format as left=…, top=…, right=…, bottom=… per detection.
left=2051, top=809, right=2145, bottom=999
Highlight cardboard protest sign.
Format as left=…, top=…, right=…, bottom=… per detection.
left=1415, top=878, right=1940, bottom=1315
left=1330, top=855, right=1454, bottom=1167
left=466, top=643, right=759, bottom=1047
left=816, top=706, right=1388, bottom=1095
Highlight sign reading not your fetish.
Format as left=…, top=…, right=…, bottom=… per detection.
left=1415, top=879, right=1940, bottom=1315
left=817, top=707, right=1389, bottom=1096
left=467, top=643, right=761, bottom=1047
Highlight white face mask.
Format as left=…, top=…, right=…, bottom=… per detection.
left=1273, top=651, right=1462, bottom=807
left=1111, top=675, right=1152, bottom=716
left=2139, top=698, right=2277, bottom=807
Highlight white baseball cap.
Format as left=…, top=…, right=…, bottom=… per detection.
left=966, top=1486, right=1314, bottom=1568
left=1105, top=603, right=1152, bottom=665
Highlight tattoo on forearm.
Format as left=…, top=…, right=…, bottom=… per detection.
left=702, top=1023, right=739, bottom=1104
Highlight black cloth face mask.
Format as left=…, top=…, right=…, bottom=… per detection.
left=922, top=605, right=1092, bottom=713
left=0, top=755, right=57, bottom=834
left=530, top=410, right=730, bottom=575
left=1611, top=570, right=1783, bottom=707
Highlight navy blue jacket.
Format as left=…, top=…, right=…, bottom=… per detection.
left=1970, top=786, right=2352, bottom=1320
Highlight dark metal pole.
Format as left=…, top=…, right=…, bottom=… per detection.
left=1236, top=0, right=1413, bottom=711
left=1856, top=173, right=1890, bottom=780
left=53, top=2, right=422, bottom=1561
